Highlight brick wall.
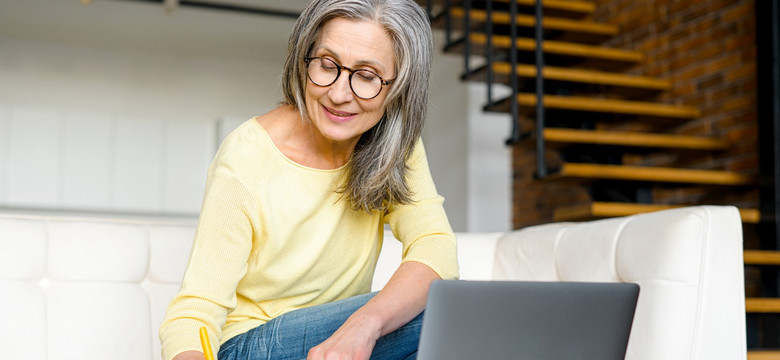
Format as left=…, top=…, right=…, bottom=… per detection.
left=512, top=0, right=759, bottom=228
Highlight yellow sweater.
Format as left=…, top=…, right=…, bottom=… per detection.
left=159, top=118, right=458, bottom=360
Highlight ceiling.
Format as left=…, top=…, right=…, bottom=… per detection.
left=0, top=0, right=310, bottom=61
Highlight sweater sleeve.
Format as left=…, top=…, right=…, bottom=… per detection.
left=159, top=165, right=257, bottom=360
left=384, top=140, right=459, bottom=280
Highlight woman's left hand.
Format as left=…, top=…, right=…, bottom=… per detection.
left=308, top=261, right=439, bottom=360
left=306, top=313, right=382, bottom=360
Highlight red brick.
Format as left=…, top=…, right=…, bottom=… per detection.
left=709, top=0, right=739, bottom=13
left=721, top=1, right=753, bottom=23
left=721, top=96, right=754, bottom=112
left=510, top=0, right=759, bottom=228
left=705, top=52, right=741, bottom=72
left=692, top=44, right=723, bottom=63
left=711, top=84, right=740, bottom=101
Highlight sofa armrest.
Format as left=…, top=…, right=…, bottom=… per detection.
left=492, top=206, right=746, bottom=360
left=372, top=231, right=503, bottom=290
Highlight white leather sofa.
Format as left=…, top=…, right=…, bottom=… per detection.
left=0, top=205, right=746, bottom=359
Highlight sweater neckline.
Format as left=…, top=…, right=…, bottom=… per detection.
left=251, top=117, right=349, bottom=174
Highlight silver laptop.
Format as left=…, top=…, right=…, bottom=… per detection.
left=417, top=280, right=639, bottom=360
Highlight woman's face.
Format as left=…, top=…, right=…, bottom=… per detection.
left=304, top=17, right=395, bottom=149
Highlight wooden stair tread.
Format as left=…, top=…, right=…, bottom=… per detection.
left=553, top=201, right=759, bottom=223
left=548, top=163, right=755, bottom=186
left=518, top=93, right=701, bottom=118
left=468, top=33, right=643, bottom=63
left=487, top=62, right=670, bottom=91
left=747, top=298, right=780, bottom=313
left=424, top=0, right=596, bottom=17
left=490, top=93, right=702, bottom=118
left=745, top=250, right=780, bottom=265
left=748, top=350, right=780, bottom=360
left=544, top=128, right=729, bottom=150
left=500, top=0, right=597, bottom=16
left=554, top=202, right=683, bottom=221
left=451, top=8, right=618, bottom=37
left=742, top=208, right=762, bottom=223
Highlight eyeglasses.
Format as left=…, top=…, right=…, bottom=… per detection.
left=304, top=57, right=395, bottom=100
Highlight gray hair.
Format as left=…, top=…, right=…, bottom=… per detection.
left=281, top=0, right=434, bottom=213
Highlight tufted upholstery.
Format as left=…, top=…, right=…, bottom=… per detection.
left=0, top=205, right=745, bottom=359
left=0, top=214, right=196, bottom=360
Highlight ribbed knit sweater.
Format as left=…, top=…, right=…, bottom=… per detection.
left=159, top=118, right=458, bottom=360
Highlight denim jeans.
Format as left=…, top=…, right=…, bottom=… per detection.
left=217, top=292, right=421, bottom=360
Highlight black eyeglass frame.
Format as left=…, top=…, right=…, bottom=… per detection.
left=303, top=57, right=395, bottom=100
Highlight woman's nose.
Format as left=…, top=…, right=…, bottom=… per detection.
left=328, top=71, right=355, bottom=104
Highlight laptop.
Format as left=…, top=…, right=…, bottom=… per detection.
left=417, top=280, right=640, bottom=360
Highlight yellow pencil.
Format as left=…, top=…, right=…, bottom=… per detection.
left=199, top=326, right=215, bottom=360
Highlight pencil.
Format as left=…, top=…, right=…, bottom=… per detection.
left=199, top=326, right=215, bottom=360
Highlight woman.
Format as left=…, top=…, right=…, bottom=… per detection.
left=159, top=0, right=458, bottom=359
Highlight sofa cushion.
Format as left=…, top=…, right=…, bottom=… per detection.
left=148, top=225, right=195, bottom=284
left=47, top=283, right=152, bottom=360
left=147, top=223, right=197, bottom=359
left=0, top=214, right=199, bottom=360
left=456, top=233, right=502, bottom=280
left=0, top=217, right=47, bottom=280
left=48, top=220, right=149, bottom=282
left=0, top=282, right=47, bottom=360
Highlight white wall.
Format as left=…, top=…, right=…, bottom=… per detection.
left=0, top=1, right=511, bottom=231
left=0, top=36, right=284, bottom=215
left=0, top=35, right=285, bottom=121
left=467, top=84, right=512, bottom=232
left=423, top=33, right=469, bottom=231
left=420, top=34, right=511, bottom=232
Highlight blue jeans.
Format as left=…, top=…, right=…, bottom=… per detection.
left=217, top=292, right=421, bottom=360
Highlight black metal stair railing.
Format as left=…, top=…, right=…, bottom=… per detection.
left=463, top=0, right=471, bottom=78
left=756, top=0, right=780, bottom=348
left=485, top=0, right=494, bottom=109
left=506, top=0, right=521, bottom=147
left=425, top=0, right=547, bottom=178
left=446, top=0, right=453, bottom=46
left=533, top=0, right=547, bottom=179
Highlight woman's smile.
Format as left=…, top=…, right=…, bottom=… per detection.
left=322, top=105, right=357, bottom=122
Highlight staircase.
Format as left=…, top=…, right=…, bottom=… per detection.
left=418, top=0, right=774, bottom=357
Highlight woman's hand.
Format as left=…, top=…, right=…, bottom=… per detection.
left=171, top=350, right=206, bottom=360
left=308, top=261, right=440, bottom=360
left=306, top=312, right=382, bottom=360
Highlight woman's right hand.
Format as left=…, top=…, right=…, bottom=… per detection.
left=172, top=350, right=206, bottom=360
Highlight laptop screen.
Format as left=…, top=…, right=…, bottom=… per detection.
left=417, top=280, right=639, bottom=360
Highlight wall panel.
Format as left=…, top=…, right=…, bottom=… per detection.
left=0, top=106, right=9, bottom=205
left=61, top=112, right=113, bottom=210
left=163, top=119, right=215, bottom=213
left=7, top=108, right=61, bottom=208
left=113, top=115, right=164, bottom=213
